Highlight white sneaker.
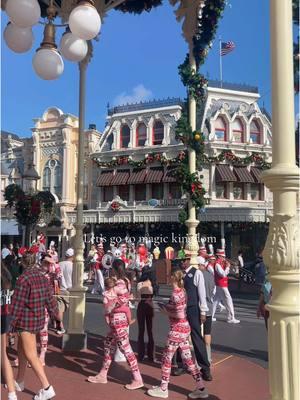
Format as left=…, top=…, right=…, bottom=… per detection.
left=5, top=381, right=24, bottom=392
left=147, top=386, right=168, bottom=398
left=33, top=385, right=55, bottom=400
left=227, top=318, right=240, bottom=324
left=188, top=388, right=209, bottom=399
left=212, top=317, right=216, bottom=322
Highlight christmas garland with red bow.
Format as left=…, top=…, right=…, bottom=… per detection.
left=111, top=201, right=121, bottom=212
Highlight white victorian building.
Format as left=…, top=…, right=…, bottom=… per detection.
left=66, top=80, right=273, bottom=258
left=1, top=81, right=273, bottom=259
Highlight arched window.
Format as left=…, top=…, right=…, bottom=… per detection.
left=42, top=159, right=62, bottom=199
left=43, top=166, right=51, bottom=191
left=136, top=123, right=147, bottom=147
left=215, top=116, right=227, bottom=141
left=153, top=120, right=164, bottom=145
left=232, top=118, right=244, bottom=142
left=250, top=120, right=261, bottom=144
left=120, top=124, right=130, bottom=148
left=54, top=163, right=62, bottom=199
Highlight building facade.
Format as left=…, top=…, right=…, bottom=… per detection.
left=1, top=82, right=273, bottom=259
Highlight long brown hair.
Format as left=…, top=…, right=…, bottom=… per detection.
left=171, top=269, right=185, bottom=289
left=21, top=252, right=37, bottom=269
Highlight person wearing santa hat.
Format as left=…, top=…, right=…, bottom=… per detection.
left=212, top=249, right=240, bottom=324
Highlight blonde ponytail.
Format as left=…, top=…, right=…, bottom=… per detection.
left=172, top=270, right=185, bottom=289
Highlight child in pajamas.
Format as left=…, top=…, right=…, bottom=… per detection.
left=87, top=261, right=143, bottom=390
left=103, top=277, right=135, bottom=326
left=148, top=270, right=208, bottom=399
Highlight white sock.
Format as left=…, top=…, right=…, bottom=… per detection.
left=8, top=392, right=17, bottom=400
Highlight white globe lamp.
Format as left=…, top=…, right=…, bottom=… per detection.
left=32, top=23, right=64, bottom=80
left=33, top=48, right=64, bottom=80
left=69, top=1, right=101, bottom=41
left=5, top=0, right=41, bottom=28
left=60, top=30, right=88, bottom=62
left=4, top=22, right=34, bottom=53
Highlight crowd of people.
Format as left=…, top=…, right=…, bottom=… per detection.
left=1, top=234, right=270, bottom=400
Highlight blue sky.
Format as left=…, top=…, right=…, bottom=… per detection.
left=1, top=0, right=271, bottom=137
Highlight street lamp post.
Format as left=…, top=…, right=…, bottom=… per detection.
left=62, top=42, right=93, bottom=351
left=262, top=1, right=300, bottom=399
left=22, top=163, right=40, bottom=247
left=185, top=47, right=199, bottom=266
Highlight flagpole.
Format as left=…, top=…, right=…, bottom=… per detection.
left=219, top=37, right=223, bottom=87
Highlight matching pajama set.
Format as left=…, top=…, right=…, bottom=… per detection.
left=100, top=279, right=142, bottom=382
left=160, top=288, right=204, bottom=391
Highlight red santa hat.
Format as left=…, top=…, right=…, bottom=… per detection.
left=216, top=249, right=226, bottom=257
left=18, top=246, right=28, bottom=256
left=198, top=246, right=207, bottom=255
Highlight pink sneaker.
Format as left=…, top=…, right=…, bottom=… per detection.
left=125, top=380, right=144, bottom=390
left=87, top=374, right=107, bottom=384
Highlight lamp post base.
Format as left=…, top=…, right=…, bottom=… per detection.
left=62, top=332, right=87, bottom=351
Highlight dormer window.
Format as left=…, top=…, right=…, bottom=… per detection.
left=136, top=123, right=147, bottom=147
left=232, top=118, right=244, bottom=143
left=120, top=124, right=130, bottom=148
left=250, top=120, right=261, bottom=144
left=215, top=116, right=227, bottom=141
left=153, top=120, right=164, bottom=145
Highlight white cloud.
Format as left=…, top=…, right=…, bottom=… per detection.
left=113, top=84, right=153, bottom=106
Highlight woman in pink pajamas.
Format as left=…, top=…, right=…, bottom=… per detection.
left=148, top=270, right=208, bottom=399
left=87, top=260, right=143, bottom=390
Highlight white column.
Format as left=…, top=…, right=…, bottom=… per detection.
left=62, top=128, right=70, bottom=203
left=262, top=2, right=300, bottom=399
left=185, top=49, right=199, bottom=267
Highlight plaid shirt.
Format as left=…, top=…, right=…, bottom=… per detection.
left=10, top=267, right=59, bottom=333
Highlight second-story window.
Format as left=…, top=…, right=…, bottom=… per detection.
left=151, top=183, right=164, bottom=199
left=169, top=183, right=181, bottom=199
left=135, top=184, right=146, bottom=201
left=216, top=183, right=228, bottom=199
left=153, top=120, right=164, bottom=145
left=232, top=118, right=244, bottom=143
left=136, top=123, right=147, bottom=147
left=215, top=116, right=227, bottom=141
left=118, top=185, right=130, bottom=201
left=250, top=183, right=263, bottom=200
left=120, top=124, right=130, bottom=148
left=42, top=159, right=62, bottom=199
left=250, top=120, right=261, bottom=144
left=43, top=166, right=51, bottom=191
left=233, top=182, right=245, bottom=200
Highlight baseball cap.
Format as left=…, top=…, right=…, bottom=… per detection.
left=66, top=248, right=74, bottom=257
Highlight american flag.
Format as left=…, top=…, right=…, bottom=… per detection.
left=220, top=41, right=236, bottom=56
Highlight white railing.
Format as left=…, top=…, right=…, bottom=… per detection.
left=97, top=198, right=187, bottom=209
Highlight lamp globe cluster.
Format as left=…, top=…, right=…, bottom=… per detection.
left=3, top=0, right=101, bottom=80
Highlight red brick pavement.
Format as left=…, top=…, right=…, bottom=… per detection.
left=2, top=332, right=269, bottom=400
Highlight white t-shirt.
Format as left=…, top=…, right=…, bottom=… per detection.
left=1, top=248, right=11, bottom=259
left=59, top=260, right=73, bottom=291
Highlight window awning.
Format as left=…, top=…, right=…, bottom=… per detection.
left=96, top=171, right=114, bottom=186
left=215, top=164, right=237, bottom=182
left=162, top=168, right=177, bottom=183
left=127, top=169, right=146, bottom=184
left=145, top=168, right=164, bottom=183
left=234, top=167, right=255, bottom=183
left=110, top=170, right=130, bottom=186
left=251, top=167, right=263, bottom=183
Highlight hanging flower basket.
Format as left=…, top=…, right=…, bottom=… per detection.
left=111, top=201, right=121, bottom=212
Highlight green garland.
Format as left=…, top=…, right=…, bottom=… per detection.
left=201, top=150, right=271, bottom=169
left=178, top=56, right=208, bottom=105
left=193, top=0, right=226, bottom=68
left=4, top=184, right=55, bottom=227
left=115, top=0, right=162, bottom=14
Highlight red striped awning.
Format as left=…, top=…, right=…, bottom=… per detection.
left=110, top=170, right=130, bottom=186
left=96, top=171, right=114, bottom=186
left=162, top=168, right=177, bottom=183
left=215, top=164, right=237, bottom=182
left=234, top=167, right=255, bottom=183
left=127, top=169, right=146, bottom=184
left=251, top=167, right=263, bottom=183
left=145, top=168, right=164, bottom=183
